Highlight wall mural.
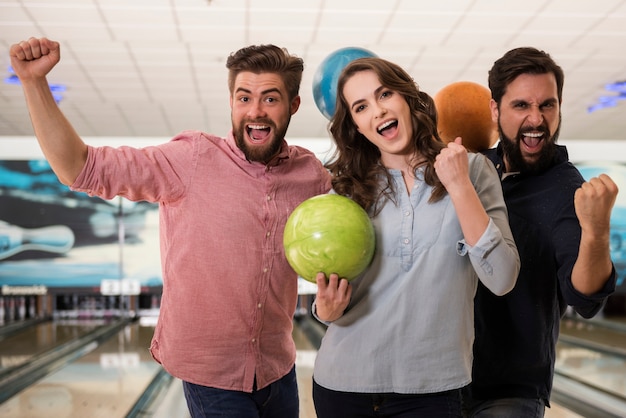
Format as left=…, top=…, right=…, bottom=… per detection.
left=0, top=160, right=162, bottom=296
left=0, top=157, right=624, bottom=298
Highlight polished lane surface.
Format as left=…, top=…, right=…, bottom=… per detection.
left=0, top=320, right=160, bottom=417
left=1, top=315, right=624, bottom=417
left=0, top=320, right=101, bottom=372
left=556, top=316, right=626, bottom=405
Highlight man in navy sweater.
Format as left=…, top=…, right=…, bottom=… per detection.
left=464, top=47, right=619, bottom=418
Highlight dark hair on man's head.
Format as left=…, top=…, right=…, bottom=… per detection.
left=488, top=47, right=564, bottom=104
left=226, top=44, right=304, bottom=101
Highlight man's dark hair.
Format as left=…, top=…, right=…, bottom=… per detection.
left=488, top=47, right=564, bottom=104
left=226, top=45, right=304, bottom=101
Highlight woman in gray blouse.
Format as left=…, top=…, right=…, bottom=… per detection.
left=311, top=57, right=520, bottom=418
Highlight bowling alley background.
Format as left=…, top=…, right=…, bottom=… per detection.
left=0, top=137, right=625, bottom=324
left=0, top=158, right=163, bottom=322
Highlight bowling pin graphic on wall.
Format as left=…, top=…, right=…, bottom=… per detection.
left=0, top=221, right=75, bottom=260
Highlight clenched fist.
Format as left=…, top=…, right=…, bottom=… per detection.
left=10, top=37, right=60, bottom=82
left=574, top=173, right=619, bottom=236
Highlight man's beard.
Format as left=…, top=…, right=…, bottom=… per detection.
left=498, top=115, right=561, bottom=174
left=233, top=117, right=289, bottom=163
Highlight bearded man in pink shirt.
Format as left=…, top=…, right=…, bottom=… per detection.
left=10, top=36, right=331, bottom=418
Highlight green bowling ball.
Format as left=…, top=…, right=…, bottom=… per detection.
left=283, top=194, right=375, bottom=283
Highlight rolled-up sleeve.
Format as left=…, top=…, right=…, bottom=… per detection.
left=457, top=154, right=520, bottom=296
left=457, top=218, right=519, bottom=295
left=71, top=134, right=195, bottom=203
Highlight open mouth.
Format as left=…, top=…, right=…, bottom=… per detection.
left=377, top=119, right=398, bottom=138
left=247, top=124, right=271, bottom=143
left=520, top=131, right=544, bottom=149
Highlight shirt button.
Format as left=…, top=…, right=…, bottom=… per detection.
left=266, top=231, right=271, bottom=237
left=404, top=211, right=410, bottom=216
left=403, top=238, right=410, bottom=244
left=266, top=195, right=272, bottom=201
left=257, top=303, right=262, bottom=308
left=251, top=338, right=256, bottom=343
left=263, top=267, right=268, bottom=273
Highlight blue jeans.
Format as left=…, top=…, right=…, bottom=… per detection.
left=313, top=379, right=462, bottom=418
left=462, top=394, right=545, bottom=418
left=182, top=366, right=299, bottom=418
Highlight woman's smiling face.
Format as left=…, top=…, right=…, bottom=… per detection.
left=343, top=70, right=414, bottom=168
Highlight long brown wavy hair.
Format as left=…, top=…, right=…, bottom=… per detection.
left=325, top=57, right=447, bottom=215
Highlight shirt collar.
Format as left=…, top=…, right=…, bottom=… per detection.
left=226, top=130, right=290, bottom=167
left=491, top=141, right=570, bottom=178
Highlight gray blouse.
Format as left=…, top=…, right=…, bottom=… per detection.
left=313, top=152, right=519, bottom=394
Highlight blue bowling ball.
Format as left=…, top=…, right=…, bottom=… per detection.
left=313, top=47, right=378, bottom=120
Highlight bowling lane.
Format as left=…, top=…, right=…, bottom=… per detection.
left=0, top=317, right=319, bottom=418
left=3, top=314, right=611, bottom=417
left=556, top=317, right=626, bottom=401
left=0, top=319, right=102, bottom=372
left=0, top=320, right=160, bottom=418
left=293, top=317, right=319, bottom=418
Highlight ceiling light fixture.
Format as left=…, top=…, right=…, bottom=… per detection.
left=4, top=66, right=66, bottom=104
left=587, top=80, right=626, bottom=113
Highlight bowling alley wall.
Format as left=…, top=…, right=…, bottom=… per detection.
left=0, top=137, right=625, bottom=321
left=0, top=138, right=165, bottom=320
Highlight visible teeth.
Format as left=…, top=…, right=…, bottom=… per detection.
left=248, top=124, right=268, bottom=130
left=377, top=120, right=396, bottom=133
left=378, top=120, right=395, bottom=130
left=523, top=132, right=542, bottom=138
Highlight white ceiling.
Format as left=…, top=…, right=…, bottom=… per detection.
left=1, top=0, right=626, bottom=144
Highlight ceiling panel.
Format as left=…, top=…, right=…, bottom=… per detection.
left=1, top=0, right=626, bottom=143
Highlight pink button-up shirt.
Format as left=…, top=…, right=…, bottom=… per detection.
left=71, top=130, right=331, bottom=391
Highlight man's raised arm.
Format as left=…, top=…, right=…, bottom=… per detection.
left=10, top=37, right=88, bottom=185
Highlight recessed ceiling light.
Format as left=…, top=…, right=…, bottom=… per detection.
left=587, top=80, right=626, bottom=113
left=4, top=66, right=66, bottom=104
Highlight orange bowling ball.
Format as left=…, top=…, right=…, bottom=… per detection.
left=433, top=81, right=499, bottom=152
